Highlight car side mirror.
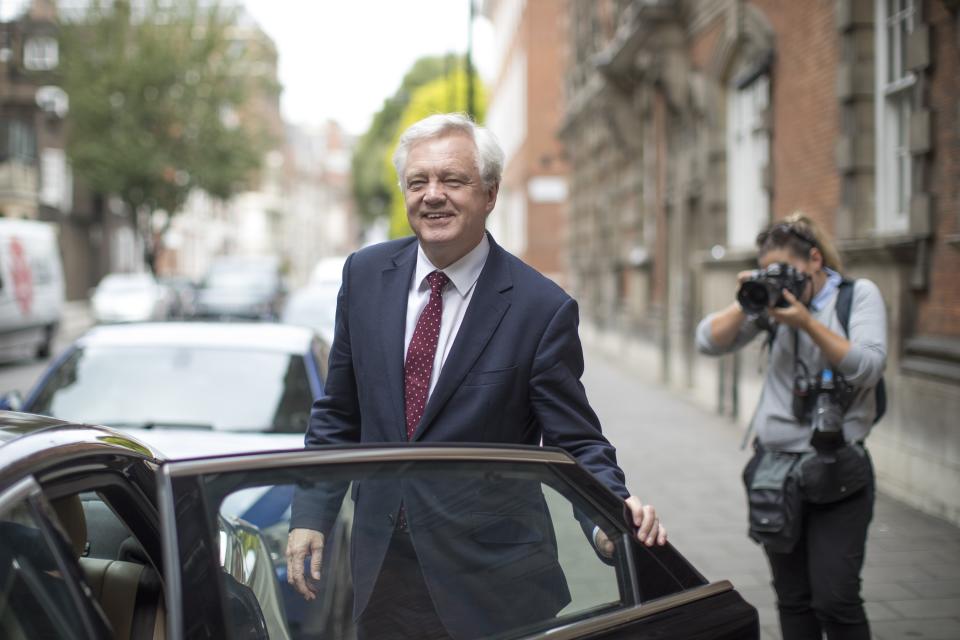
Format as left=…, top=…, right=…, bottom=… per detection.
left=0, top=390, right=24, bottom=412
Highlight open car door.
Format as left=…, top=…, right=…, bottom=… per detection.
left=158, top=446, right=758, bottom=640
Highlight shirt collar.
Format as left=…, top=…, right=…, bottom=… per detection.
left=811, top=267, right=843, bottom=311
left=415, top=234, right=490, bottom=297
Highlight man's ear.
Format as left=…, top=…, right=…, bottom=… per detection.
left=485, top=182, right=500, bottom=215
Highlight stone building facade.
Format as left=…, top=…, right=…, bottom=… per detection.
left=560, top=0, right=960, bottom=523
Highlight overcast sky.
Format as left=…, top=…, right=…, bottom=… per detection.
left=0, top=0, right=494, bottom=136
left=243, top=0, right=494, bottom=135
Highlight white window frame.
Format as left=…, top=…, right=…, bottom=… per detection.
left=23, top=36, right=58, bottom=71
left=726, top=74, right=770, bottom=249
left=875, top=0, right=915, bottom=233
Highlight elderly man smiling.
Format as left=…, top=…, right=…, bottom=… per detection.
left=286, top=113, right=666, bottom=639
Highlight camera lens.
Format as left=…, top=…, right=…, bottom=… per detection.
left=737, top=281, right=769, bottom=314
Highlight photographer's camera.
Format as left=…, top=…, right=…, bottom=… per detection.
left=737, top=262, right=809, bottom=315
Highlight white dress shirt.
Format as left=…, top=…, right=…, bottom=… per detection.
left=404, top=235, right=490, bottom=398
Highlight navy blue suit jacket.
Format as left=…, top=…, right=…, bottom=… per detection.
left=291, top=234, right=628, bottom=637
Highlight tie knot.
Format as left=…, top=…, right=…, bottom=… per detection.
left=427, top=270, right=449, bottom=295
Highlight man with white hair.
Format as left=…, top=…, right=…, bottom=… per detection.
left=286, top=113, right=666, bottom=639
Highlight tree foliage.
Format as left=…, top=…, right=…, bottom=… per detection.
left=387, top=69, right=487, bottom=238
left=351, top=54, right=481, bottom=227
left=60, top=0, right=265, bottom=267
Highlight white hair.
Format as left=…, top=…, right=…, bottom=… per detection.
left=392, top=113, right=504, bottom=189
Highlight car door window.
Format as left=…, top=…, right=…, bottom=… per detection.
left=0, top=479, right=107, bottom=640
left=168, top=455, right=638, bottom=640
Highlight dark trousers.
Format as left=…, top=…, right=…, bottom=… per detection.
left=764, top=467, right=875, bottom=640
left=356, top=528, right=451, bottom=640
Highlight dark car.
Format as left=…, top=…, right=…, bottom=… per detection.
left=0, top=413, right=759, bottom=639
left=2, top=322, right=325, bottom=453
left=194, top=256, right=286, bottom=320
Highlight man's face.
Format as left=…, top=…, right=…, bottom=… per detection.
left=403, top=132, right=498, bottom=268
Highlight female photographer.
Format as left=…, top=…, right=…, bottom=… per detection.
left=696, top=213, right=887, bottom=640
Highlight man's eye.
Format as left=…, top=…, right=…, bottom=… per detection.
left=408, top=181, right=425, bottom=189
left=445, top=179, right=463, bottom=186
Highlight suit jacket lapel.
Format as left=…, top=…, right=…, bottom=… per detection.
left=412, top=237, right=513, bottom=441
left=380, top=240, right=417, bottom=441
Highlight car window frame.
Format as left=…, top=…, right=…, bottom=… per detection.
left=157, top=445, right=722, bottom=640
left=0, top=476, right=113, bottom=640
left=39, top=466, right=165, bottom=574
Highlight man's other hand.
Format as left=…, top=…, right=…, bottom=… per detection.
left=594, top=527, right=616, bottom=558
left=626, top=496, right=667, bottom=547
left=286, top=528, right=325, bottom=600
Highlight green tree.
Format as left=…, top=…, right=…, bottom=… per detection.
left=387, top=69, right=487, bottom=238
left=60, top=0, right=265, bottom=271
left=351, top=54, right=470, bottom=226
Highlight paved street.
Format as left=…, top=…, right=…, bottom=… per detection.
left=582, top=340, right=960, bottom=639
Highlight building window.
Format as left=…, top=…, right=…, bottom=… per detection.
left=0, top=119, right=37, bottom=163
left=726, top=74, right=770, bottom=249
left=23, top=36, right=58, bottom=70
left=875, top=0, right=915, bottom=233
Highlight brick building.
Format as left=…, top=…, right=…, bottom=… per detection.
left=483, top=0, right=570, bottom=285
left=558, top=0, right=960, bottom=523
left=0, top=0, right=135, bottom=299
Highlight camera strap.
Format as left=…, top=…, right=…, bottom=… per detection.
left=790, top=327, right=811, bottom=382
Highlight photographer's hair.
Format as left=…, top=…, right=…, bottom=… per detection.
left=392, top=113, right=504, bottom=190
left=756, top=212, right=844, bottom=272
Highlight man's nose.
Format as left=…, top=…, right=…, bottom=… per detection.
left=424, top=182, right=446, bottom=203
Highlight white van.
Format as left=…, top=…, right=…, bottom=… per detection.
left=0, top=219, right=65, bottom=359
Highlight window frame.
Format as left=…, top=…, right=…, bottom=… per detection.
left=22, top=35, right=58, bottom=71
left=160, top=446, right=712, bottom=639
left=875, top=0, right=916, bottom=233
left=726, top=73, right=771, bottom=250
left=0, top=476, right=112, bottom=640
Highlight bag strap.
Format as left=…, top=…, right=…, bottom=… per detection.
left=835, top=278, right=886, bottom=424
left=836, top=278, right=855, bottom=337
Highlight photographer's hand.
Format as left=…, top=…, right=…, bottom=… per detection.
left=771, top=289, right=851, bottom=366
left=706, top=270, right=756, bottom=348
left=768, top=289, right=811, bottom=329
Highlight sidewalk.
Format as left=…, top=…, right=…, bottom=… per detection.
left=580, top=342, right=960, bottom=640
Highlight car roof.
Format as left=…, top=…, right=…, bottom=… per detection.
left=0, top=411, right=72, bottom=445
left=0, top=411, right=163, bottom=483
left=101, top=272, right=155, bottom=281
left=76, top=322, right=316, bottom=354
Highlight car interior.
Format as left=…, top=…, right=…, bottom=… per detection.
left=49, top=493, right=165, bottom=640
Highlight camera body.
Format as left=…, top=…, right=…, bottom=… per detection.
left=737, top=262, right=809, bottom=315
left=793, top=369, right=852, bottom=452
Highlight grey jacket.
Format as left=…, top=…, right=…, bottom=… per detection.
left=696, top=279, right=887, bottom=452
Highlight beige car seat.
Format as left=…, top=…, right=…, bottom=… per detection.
left=50, top=495, right=166, bottom=640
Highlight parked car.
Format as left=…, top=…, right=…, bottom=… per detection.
left=0, top=218, right=65, bottom=360
left=0, top=413, right=759, bottom=639
left=0, top=413, right=292, bottom=640
left=90, top=273, right=171, bottom=324
left=281, top=282, right=339, bottom=345
left=307, top=255, right=346, bottom=287
left=158, top=275, right=198, bottom=319
left=194, top=255, right=286, bottom=320
left=2, top=322, right=327, bottom=454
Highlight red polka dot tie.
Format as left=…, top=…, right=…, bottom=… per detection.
left=404, top=270, right=449, bottom=440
